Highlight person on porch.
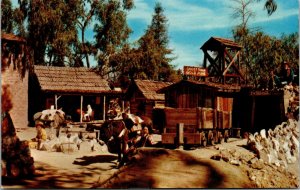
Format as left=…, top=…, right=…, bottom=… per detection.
left=84, top=104, right=93, bottom=121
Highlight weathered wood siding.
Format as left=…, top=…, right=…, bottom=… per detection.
left=165, top=83, right=215, bottom=109
left=164, top=107, right=232, bottom=132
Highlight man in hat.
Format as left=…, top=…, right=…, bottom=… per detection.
left=31, top=121, right=48, bottom=150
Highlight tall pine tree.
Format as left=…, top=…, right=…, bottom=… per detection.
left=138, top=2, right=175, bottom=81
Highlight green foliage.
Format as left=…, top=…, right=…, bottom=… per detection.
left=134, top=2, right=177, bottom=82
left=93, top=0, right=133, bottom=76
left=257, top=0, right=277, bottom=16
left=1, top=0, right=14, bottom=33
left=231, top=0, right=298, bottom=88
left=233, top=28, right=299, bottom=87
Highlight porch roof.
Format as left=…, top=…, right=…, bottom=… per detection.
left=34, top=65, right=118, bottom=94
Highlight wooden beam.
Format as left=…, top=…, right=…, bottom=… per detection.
left=55, top=94, right=58, bottom=109
left=251, top=97, right=256, bottom=130
left=224, top=50, right=245, bottom=80
left=203, top=53, right=207, bottom=68
left=204, top=51, right=221, bottom=75
left=55, top=95, right=62, bottom=109
left=223, top=51, right=240, bottom=75
left=103, top=95, right=106, bottom=121
left=80, top=95, right=83, bottom=122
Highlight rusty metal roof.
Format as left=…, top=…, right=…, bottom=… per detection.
left=134, top=79, right=173, bottom=100
left=201, top=37, right=242, bottom=51
left=1, top=33, right=26, bottom=43
left=34, top=65, right=115, bottom=94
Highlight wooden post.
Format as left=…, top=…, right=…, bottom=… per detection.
left=177, top=123, right=184, bottom=149
left=55, top=94, right=58, bottom=109
left=80, top=95, right=83, bottom=123
left=251, top=96, right=256, bottom=131
left=203, top=53, right=207, bottom=68
left=103, top=95, right=106, bottom=121
left=55, top=95, right=62, bottom=109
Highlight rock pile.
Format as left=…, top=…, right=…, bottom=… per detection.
left=247, top=119, right=299, bottom=167
left=211, top=119, right=299, bottom=188
left=38, top=133, right=83, bottom=153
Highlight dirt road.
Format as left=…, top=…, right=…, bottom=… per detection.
left=1, top=127, right=299, bottom=189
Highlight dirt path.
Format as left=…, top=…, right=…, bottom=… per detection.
left=96, top=148, right=254, bottom=188
left=2, top=127, right=299, bottom=189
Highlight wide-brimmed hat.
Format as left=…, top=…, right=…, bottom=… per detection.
left=35, top=121, right=44, bottom=127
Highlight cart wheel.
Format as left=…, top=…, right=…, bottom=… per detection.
left=202, top=138, right=207, bottom=147
left=208, top=130, right=214, bottom=145
left=218, top=132, right=224, bottom=144
left=201, top=132, right=207, bottom=147
left=224, top=130, right=229, bottom=143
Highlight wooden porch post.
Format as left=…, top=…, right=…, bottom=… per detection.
left=55, top=94, right=62, bottom=109
left=80, top=95, right=83, bottom=122
left=103, top=95, right=106, bottom=121
left=251, top=96, right=256, bottom=131
left=55, top=94, right=58, bottom=109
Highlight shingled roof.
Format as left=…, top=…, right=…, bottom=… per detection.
left=34, top=65, right=113, bottom=94
left=134, top=79, right=173, bottom=101
left=201, top=37, right=242, bottom=51
left=157, top=79, right=241, bottom=93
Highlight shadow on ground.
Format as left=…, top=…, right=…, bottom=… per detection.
left=73, top=154, right=118, bottom=166
left=2, top=155, right=118, bottom=189
left=96, top=148, right=253, bottom=188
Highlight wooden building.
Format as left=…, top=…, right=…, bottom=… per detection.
left=29, top=66, right=122, bottom=124
left=234, top=88, right=285, bottom=133
left=158, top=79, right=241, bottom=112
left=1, top=33, right=29, bottom=128
left=125, top=79, right=173, bottom=118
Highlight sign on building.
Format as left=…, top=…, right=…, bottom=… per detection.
left=183, top=66, right=208, bottom=77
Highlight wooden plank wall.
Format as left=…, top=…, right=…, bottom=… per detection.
left=165, top=85, right=215, bottom=109
left=164, top=107, right=232, bottom=133
left=216, top=97, right=233, bottom=111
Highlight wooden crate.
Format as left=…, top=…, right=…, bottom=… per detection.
left=184, top=133, right=202, bottom=145
left=200, top=107, right=215, bottom=129
left=217, top=111, right=232, bottom=129
left=164, top=107, right=197, bottom=127
left=162, top=133, right=176, bottom=144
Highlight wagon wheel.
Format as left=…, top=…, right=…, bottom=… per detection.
left=218, top=131, right=224, bottom=144
left=208, top=130, right=214, bottom=145
left=213, top=130, right=218, bottom=144
left=201, top=132, right=207, bottom=147
left=224, top=130, right=229, bottom=143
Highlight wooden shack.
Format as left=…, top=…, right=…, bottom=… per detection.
left=158, top=79, right=241, bottom=111
left=126, top=79, right=173, bottom=117
left=1, top=33, right=29, bottom=128
left=29, top=66, right=122, bottom=124
left=234, top=88, right=285, bottom=133
left=125, top=79, right=172, bottom=132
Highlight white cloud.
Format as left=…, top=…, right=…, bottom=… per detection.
left=169, top=41, right=203, bottom=69
left=128, top=0, right=298, bottom=32
left=127, top=0, right=153, bottom=23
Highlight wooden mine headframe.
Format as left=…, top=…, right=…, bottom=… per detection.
left=201, top=37, right=244, bottom=84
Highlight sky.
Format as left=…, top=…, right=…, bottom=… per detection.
left=124, top=0, right=299, bottom=69
left=11, top=0, right=299, bottom=69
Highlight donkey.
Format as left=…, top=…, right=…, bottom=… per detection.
left=33, top=109, right=66, bottom=137
left=97, top=120, right=132, bottom=167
